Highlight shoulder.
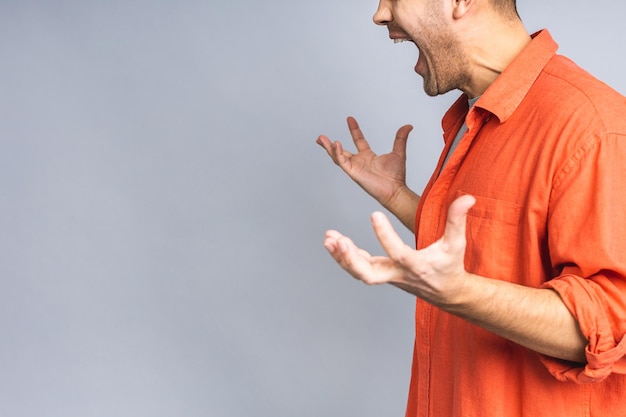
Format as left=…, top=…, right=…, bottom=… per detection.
left=536, top=55, right=626, bottom=135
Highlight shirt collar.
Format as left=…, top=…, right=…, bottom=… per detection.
left=478, top=29, right=559, bottom=123
left=442, top=29, right=559, bottom=133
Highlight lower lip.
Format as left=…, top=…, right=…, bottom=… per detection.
left=414, top=51, right=423, bottom=74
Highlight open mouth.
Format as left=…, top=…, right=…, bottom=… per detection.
left=392, top=38, right=423, bottom=75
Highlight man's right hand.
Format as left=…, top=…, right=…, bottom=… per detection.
left=316, top=116, right=420, bottom=231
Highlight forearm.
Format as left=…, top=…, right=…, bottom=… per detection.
left=440, top=274, right=587, bottom=363
left=327, top=195, right=587, bottom=363
left=379, top=185, right=420, bottom=232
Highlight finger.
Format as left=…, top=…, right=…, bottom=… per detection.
left=325, top=230, right=373, bottom=261
left=316, top=134, right=332, bottom=149
left=316, top=135, right=340, bottom=155
left=441, top=194, right=476, bottom=252
left=325, top=229, right=343, bottom=239
left=330, top=235, right=375, bottom=273
left=332, top=140, right=352, bottom=166
left=391, top=124, right=414, bottom=156
left=335, top=237, right=404, bottom=284
left=323, top=229, right=343, bottom=252
left=316, top=135, right=338, bottom=160
left=347, top=116, right=371, bottom=152
left=370, top=211, right=415, bottom=266
left=316, top=135, right=353, bottom=167
left=324, top=230, right=362, bottom=255
left=324, top=228, right=404, bottom=284
left=323, top=232, right=375, bottom=274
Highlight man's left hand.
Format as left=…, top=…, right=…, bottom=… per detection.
left=323, top=194, right=476, bottom=306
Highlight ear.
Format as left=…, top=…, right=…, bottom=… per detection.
left=452, top=0, right=474, bottom=19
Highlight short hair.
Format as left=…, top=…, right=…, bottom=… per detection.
left=491, top=0, right=519, bottom=19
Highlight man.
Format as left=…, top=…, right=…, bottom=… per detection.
left=316, top=0, right=626, bottom=416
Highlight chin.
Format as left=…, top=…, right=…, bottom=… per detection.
left=422, top=80, right=440, bottom=97
left=423, top=76, right=457, bottom=97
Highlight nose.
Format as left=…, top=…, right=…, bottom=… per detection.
left=373, top=0, right=393, bottom=25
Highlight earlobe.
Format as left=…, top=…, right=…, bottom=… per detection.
left=452, top=0, right=473, bottom=19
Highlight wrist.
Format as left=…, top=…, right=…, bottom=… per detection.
left=383, top=185, right=420, bottom=230
left=436, top=273, right=494, bottom=315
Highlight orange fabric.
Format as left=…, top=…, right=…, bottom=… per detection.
left=406, top=30, right=626, bottom=417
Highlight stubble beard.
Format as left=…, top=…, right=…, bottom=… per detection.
left=422, top=44, right=472, bottom=97
left=418, top=2, right=472, bottom=96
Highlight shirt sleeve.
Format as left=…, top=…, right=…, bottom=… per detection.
left=539, top=132, right=626, bottom=383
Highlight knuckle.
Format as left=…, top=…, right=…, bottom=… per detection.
left=389, top=247, right=410, bottom=264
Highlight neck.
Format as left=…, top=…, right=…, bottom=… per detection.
left=461, top=17, right=531, bottom=98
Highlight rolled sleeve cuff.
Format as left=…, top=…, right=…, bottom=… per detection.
left=540, top=274, right=626, bottom=383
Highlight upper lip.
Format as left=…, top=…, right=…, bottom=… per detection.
left=390, top=36, right=414, bottom=45
left=389, top=32, right=412, bottom=42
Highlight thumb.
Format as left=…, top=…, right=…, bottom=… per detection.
left=392, top=124, right=414, bottom=155
left=441, top=194, right=476, bottom=252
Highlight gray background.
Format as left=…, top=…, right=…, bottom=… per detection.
left=0, top=1, right=624, bottom=416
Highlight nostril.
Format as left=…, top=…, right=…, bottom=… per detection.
left=374, top=13, right=391, bottom=26
left=373, top=3, right=393, bottom=26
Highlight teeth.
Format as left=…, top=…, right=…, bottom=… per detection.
left=393, top=39, right=407, bottom=44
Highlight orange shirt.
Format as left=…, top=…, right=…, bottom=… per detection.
left=406, top=30, right=626, bottom=417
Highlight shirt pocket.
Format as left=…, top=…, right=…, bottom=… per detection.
left=457, top=190, right=521, bottom=280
